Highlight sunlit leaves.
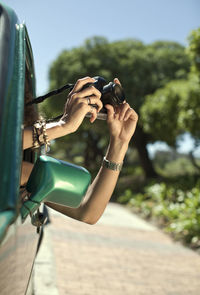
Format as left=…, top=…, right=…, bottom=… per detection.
left=187, top=27, right=200, bottom=76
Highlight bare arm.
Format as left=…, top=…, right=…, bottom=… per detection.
left=46, top=140, right=128, bottom=224
left=23, top=76, right=138, bottom=224
left=46, top=78, right=138, bottom=224
left=23, top=121, right=70, bottom=150
left=23, top=77, right=101, bottom=150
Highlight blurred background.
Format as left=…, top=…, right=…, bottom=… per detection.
left=5, top=0, right=200, bottom=249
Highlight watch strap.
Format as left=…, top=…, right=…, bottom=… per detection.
left=102, top=157, right=123, bottom=171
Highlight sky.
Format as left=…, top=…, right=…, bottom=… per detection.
left=3, top=0, right=200, bottom=155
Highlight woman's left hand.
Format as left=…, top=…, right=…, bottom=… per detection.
left=105, top=78, right=138, bottom=145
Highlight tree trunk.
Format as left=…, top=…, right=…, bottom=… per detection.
left=132, top=125, right=158, bottom=179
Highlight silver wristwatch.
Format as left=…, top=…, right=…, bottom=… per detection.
left=102, top=157, right=123, bottom=171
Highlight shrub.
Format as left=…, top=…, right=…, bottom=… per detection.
left=117, top=182, right=200, bottom=249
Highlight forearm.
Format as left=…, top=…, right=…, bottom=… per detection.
left=80, top=139, right=128, bottom=223
left=23, top=120, right=71, bottom=150
left=46, top=139, right=129, bottom=224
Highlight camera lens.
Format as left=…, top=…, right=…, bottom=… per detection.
left=102, top=82, right=125, bottom=106
left=112, top=83, right=125, bottom=104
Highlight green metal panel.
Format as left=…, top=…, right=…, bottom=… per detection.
left=24, top=24, right=36, bottom=97
left=21, top=155, right=91, bottom=220
left=0, top=3, right=25, bottom=211
left=0, top=210, right=15, bottom=243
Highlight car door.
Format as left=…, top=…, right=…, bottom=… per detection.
left=0, top=3, right=43, bottom=294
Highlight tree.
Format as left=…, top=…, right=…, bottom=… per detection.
left=187, top=27, right=200, bottom=77
left=141, top=76, right=200, bottom=144
left=41, top=37, right=190, bottom=178
left=141, top=28, right=200, bottom=172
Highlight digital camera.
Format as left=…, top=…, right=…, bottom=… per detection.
left=83, top=76, right=125, bottom=120
left=84, top=76, right=125, bottom=106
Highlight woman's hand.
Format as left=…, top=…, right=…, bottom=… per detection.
left=60, top=76, right=103, bottom=133
left=105, top=78, right=138, bottom=145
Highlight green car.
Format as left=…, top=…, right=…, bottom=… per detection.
left=0, top=3, right=91, bottom=294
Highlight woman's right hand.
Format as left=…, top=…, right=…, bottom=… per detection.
left=60, top=77, right=103, bottom=133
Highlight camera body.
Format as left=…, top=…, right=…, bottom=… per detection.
left=83, top=76, right=125, bottom=108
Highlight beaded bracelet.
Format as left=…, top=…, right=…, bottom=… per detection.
left=32, top=119, right=50, bottom=152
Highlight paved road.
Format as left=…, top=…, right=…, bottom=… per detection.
left=33, top=203, right=200, bottom=295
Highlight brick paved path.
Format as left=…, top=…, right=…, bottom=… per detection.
left=34, top=203, right=200, bottom=295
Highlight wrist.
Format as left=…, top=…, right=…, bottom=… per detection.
left=102, top=156, right=123, bottom=171
left=46, top=120, right=71, bottom=141
left=57, top=119, right=72, bottom=135
left=106, top=138, right=129, bottom=163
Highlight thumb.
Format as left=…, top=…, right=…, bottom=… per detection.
left=114, top=78, right=121, bottom=86
left=105, top=104, right=115, bottom=122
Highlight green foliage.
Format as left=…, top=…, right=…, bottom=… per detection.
left=156, top=155, right=200, bottom=177
left=41, top=36, right=189, bottom=175
left=141, top=28, right=200, bottom=148
left=43, top=37, right=189, bottom=116
left=141, top=80, right=183, bottom=145
left=187, top=27, right=200, bottom=76
left=141, top=76, right=200, bottom=146
left=177, top=75, right=200, bottom=140
left=153, top=149, right=200, bottom=178
left=118, top=181, right=200, bottom=248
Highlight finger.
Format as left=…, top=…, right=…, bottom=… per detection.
left=105, top=104, right=115, bottom=122
left=72, top=95, right=103, bottom=112
left=112, top=105, right=120, bottom=120
left=114, top=105, right=121, bottom=114
left=71, top=86, right=101, bottom=104
left=89, top=106, right=98, bottom=123
left=72, top=76, right=96, bottom=93
left=114, top=77, right=121, bottom=86
left=78, top=85, right=101, bottom=100
left=85, top=95, right=103, bottom=111
left=114, top=78, right=126, bottom=104
left=124, top=108, right=139, bottom=122
left=119, top=103, right=130, bottom=121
